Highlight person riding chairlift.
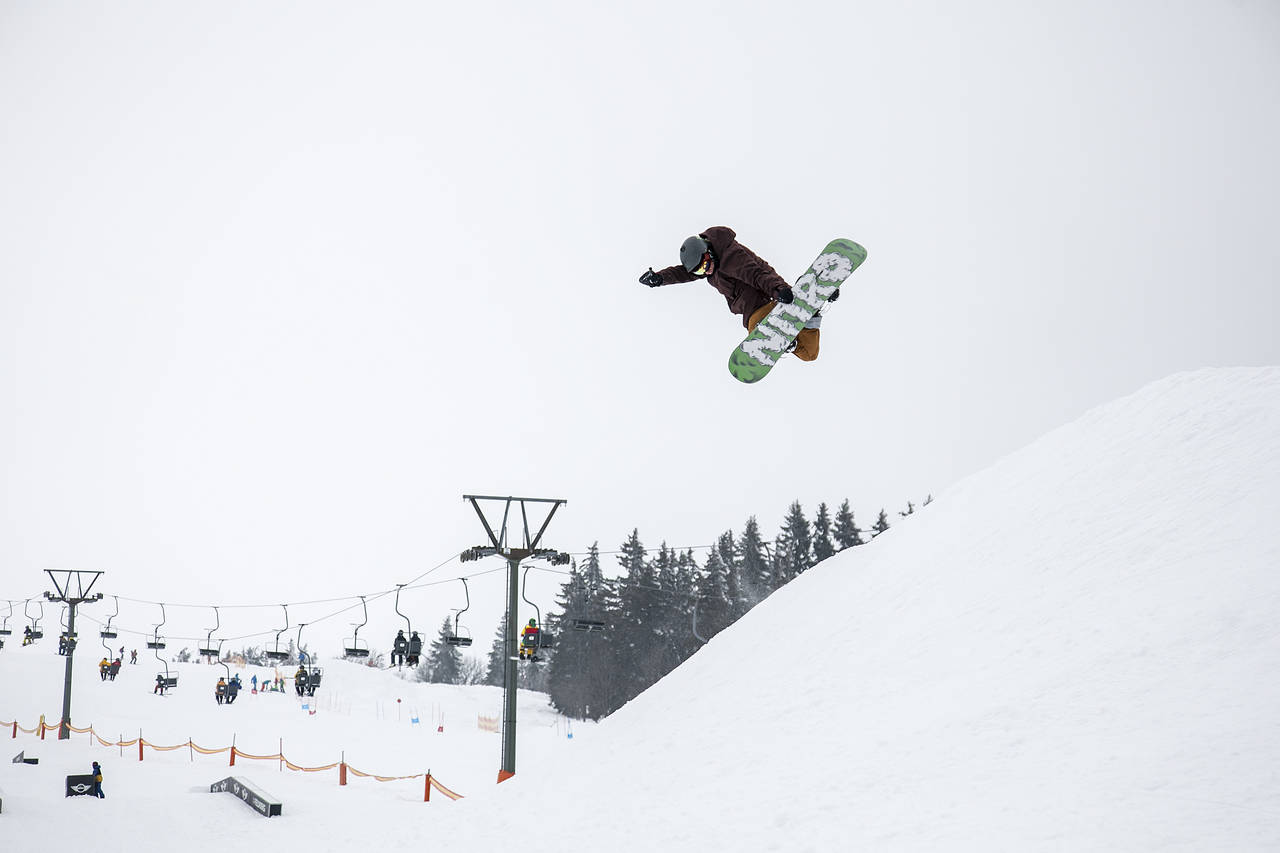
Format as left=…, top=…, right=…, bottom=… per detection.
left=519, top=619, right=540, bottom=660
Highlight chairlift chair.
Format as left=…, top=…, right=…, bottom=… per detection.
left=198, top=606, right=223, bottom=659
left=519, top=566, right=555, bottom=661
left=155, top=640, right=178, bottom=690
left=0, top=600, right=13, bottom=636
left=444, top=578, right=473, bottom=647
left=99, top=596, right=119, bottom=640
left=146, top=603, right=167, bottom=650
left=264, top=604, right=291, bottom=661
left=343, top=596, right=371, bottom=658
left=24, top=599, right=44, bottom=641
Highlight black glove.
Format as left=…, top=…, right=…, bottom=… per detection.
left=775, top=284, right=794, bottom=304
left=639, top=268, right=664, bottom=288
left=827, top=287, right=841, bottom=303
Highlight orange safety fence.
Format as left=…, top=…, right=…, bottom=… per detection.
left=429, top=775, right=464, bottom=801
left=346, top=764, right=425, bottom=782
left=1, top=714, right=464, bottom=799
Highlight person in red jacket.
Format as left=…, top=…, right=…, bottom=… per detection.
left=640, top=226, right=838, bottom=362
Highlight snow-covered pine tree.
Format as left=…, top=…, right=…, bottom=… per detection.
left=813, top=502, right=836, bottom=564
left=736, top=516, right=772, bottom=605
left=422, top=616, right=463, bottom=684
left=483, top=617, right=505, bottom=687
left=776, top=500, right=814, bottom=581
left=833, top=499, right=865, bottom=550
left=695, top=543, right=734, bottom=640
left=872, top=508, right=891, bottom=538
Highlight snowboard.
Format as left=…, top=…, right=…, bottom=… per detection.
left=727, top=239, right=867, bottom=383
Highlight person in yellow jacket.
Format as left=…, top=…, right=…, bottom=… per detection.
left=215, top=677, right=227, bottom=705
left=519, top=618, right=541, bottom=661
left=99, top=658, right=111, bottom=681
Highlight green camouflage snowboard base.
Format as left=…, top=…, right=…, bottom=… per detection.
left=728, top=239, right=867, bottom=383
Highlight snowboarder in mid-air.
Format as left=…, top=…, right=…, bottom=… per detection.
left=640, top=226, right=838, bottom=363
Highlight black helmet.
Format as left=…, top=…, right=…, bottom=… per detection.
left=680, top=235, right=715, bottom=275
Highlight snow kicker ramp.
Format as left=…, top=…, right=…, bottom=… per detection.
left=452, top=368, right=1280, bottom=851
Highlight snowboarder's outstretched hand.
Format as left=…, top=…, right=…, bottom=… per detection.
left=775, top=284, right=794, bottom=304
left=639, top=268, right=664, bottom=288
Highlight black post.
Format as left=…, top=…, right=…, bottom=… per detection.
left=502, top=556, right=520, bottom=774
left=461, top=496, right=567, bottom=780
left=59, top=603, right=77, bottom=739
left=43, top=570, right=103, bottom=741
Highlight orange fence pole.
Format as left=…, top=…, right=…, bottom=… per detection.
left=424, top=772, right=431, bottom=802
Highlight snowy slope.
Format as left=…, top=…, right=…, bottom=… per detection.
left=4, top=367, right=1280, bottom=851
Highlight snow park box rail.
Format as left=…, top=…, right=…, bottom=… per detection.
left=210, top=775, right=282, bottom=817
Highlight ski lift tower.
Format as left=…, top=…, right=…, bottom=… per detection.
left=460, top=495, right=570, bottom=781
left=42, top=569, right=103, bottom=740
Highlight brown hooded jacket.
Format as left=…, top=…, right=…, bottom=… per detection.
left=654, top=226, right=790, bottom=327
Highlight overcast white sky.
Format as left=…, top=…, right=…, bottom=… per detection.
left=2, top=0, right=1278, bottom=649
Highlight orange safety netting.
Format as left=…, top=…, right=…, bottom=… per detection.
left=429, top=776, right=464, bottom=800
left=142, top=740, right=187, bottom=752
left=346, top=765, right=424, bottom=782
left=4, top=713, right=463, bottom=797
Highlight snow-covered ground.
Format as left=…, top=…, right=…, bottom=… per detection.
left=4, top=367, right=1279, bottom=850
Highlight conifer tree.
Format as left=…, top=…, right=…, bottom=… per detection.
left=813, top=502, right=835, bottom=564
left=423, top=616, right=463, bottom=684
left=483, top=617, right=506, bottom=687
left=776, top=500, right=814, bottom=581
left=695, top=545, right=734, bottom=640
left=714, top=530, right=747, bottom=619
left=547, top=548, right=614, bottom=719
left=833, top=499, right=864, bottom=550
left=872, top=508, right=891, bottom=537
left=736, top=516, right=771, bottom=605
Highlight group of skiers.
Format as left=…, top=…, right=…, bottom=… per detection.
left=98, top=657, right=123, bottom=680
left=391, top=630, right=422, bottom=667
left=214, top=674, right=243, bottom=704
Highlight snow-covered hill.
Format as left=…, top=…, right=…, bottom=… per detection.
left=4, top=367, right=1279, bottom=851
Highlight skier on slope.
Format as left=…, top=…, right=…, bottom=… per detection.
left=639, top=226, right=838, bottom=362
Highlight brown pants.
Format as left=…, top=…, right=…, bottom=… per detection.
left=747, top=302, right=819, bottom=362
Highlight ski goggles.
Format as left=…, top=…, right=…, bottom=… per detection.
left=692, top=251, right=715, bottom=276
